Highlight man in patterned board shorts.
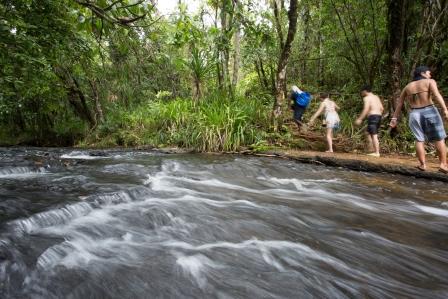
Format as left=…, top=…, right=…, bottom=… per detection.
left=355, top=85, right=384, bottom=157
left=390, top=66, right=448, bottom=173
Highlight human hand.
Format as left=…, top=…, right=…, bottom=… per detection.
left=354, top=119, right=362, bottom=126
left=443, top=109, right=448, bottom=120
left=389, top=118, right=398, bottom=128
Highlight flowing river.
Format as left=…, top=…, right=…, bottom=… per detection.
left=0, top=148, right=447, bottom=298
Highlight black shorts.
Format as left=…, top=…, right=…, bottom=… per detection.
left=367, top=115, right=382, bottom=135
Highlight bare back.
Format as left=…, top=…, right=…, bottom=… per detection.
left=391, top=74, right=448, bottom=130
left=365, top=94, right=384, bottom=115
left=323, top=99, right=337, bottom=114
left=402, top=79, right=433, bottom=108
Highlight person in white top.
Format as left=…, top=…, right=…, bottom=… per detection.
left=308, top=93, right=340, bottom=152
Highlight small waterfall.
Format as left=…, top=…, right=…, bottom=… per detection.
left=0, top=166, right=47, bottom=178
left=9, top=190, right=145, bottom=235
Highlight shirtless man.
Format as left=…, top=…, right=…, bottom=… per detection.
left=389, top=66, right=448, bottom=173
left=355, top=85, right=384, bottom=157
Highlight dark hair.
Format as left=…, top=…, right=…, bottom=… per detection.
left=360, top=85, right=371, bottom=92
left=413, top=65, right=430, bottom=81
left=319, top=92, right=329, bottom=99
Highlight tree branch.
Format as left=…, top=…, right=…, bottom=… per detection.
left=272, top=0, right=285, bottom=48
left=72, top=0, right=147, bottom=27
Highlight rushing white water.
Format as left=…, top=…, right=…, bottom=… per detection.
left=60, top=150, right=109, bottom=160
left=414, top=204, right=448, bottom=217
left=0, top=148, right=447, bottom=299
left=0, top=166, right=47, bottom=178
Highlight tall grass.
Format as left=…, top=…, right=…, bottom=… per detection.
left=90, top=95, right=271, bottom=151
left=87, top=91, right=419, bottom=154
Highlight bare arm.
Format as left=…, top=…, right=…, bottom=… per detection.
left=335, top=103, right=340, bottom=110
left=354, top=98, right=369, bottom=125
left=308, top=102, right=325, bottom=125
left=430, top=80, right=448, bottom=119
left=389, top=89, right=406, bottom=128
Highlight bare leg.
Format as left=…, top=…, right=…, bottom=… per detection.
left=415, top=141, right=426, bottom=170
left=371, top=134, right=380, bottom=155
left=366, top=134, right=373, bottom=151
left=434, top=140, right=447, bottom=170
left=365, top=132, right=374, bottom=153
left=364, top=135, right=379, bottom=157
left=326, top=128, right=333, bottom=152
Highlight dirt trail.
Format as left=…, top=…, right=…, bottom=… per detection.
left=252, top=149, right=448, bottom=182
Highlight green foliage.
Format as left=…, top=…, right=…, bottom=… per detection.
left=90, top=95, right=270, bottom=151
left=1, top=0, right=447, bottom=155
left=0, top=0, right=89, bottom=143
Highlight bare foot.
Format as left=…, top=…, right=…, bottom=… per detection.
left=416, top=164, right=426, bottom=171
left=439, top=167, right=448, bottom=174
left=367, top=153, right=380, bottom=157
left=325, top=150, right=333, bottom=153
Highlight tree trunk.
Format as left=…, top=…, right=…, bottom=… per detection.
left=232, top=21, right=241, bottom=88
left=386, top=0, right=407, bottom=112
left=214, top=5, right=224, bottom=90
left=300, top=4, right=311, bottom=84
left=89, top=79, right=104, bottom=126
left=194, top=77, right=202, bottom=99
left=269, top=64, right=276, bottom=94
left=220, top=0, right=232, bottom=94
left=272, top=0, right=299, bottom=130
left=54, top=67, right=95, bottom=128
left=70, top=77, right=96, bottom=128
left=255, top=59, right=269, bottom=90
left=409, top=1, right=447, bottom=79
left=317, top=0, right=324, bottom=86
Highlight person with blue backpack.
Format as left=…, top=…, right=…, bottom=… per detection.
left=290, top=85, right=312, bottom=129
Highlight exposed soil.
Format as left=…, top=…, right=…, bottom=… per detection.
left=248, top=149, right=448, bottom=182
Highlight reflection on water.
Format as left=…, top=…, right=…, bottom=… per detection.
left=0, top=148, right=447, bottom=298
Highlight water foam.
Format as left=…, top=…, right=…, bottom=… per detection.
left=414, top=204, right=448, bottom=217
left=9, top=191, right=136, bottom=234
left=176, top=254, right=221, bottom=288
left=60, top=151, right=109, bottom=160
left=0, top=166, right=47, bottom=178
left=145, top=169, right=377, bottom=214
left=162, top=239, right=355, bottom=275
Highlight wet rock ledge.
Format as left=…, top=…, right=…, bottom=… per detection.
left=244, top=149, right=448, bottom=183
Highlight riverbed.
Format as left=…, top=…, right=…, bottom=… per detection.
left=0, top=148, right=447, bottom=298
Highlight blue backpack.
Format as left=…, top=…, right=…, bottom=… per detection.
left=294, top=91, right=312, bottom=107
